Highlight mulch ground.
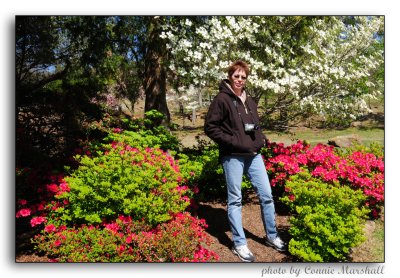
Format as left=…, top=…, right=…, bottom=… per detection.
left=196, top=193, right=294, bottom=263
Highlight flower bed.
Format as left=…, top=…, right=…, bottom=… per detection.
left=16, top=119, right=383, bottom=262
left=16, top=131, right=218, bottom=262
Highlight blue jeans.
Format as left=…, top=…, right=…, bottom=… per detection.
left=222, top=154, right=277, bottom=247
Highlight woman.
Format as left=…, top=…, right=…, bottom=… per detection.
left=204, top=60, right=285, bottom=262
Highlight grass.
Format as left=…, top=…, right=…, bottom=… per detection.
left=372, top=219, right=385, bottom=261
left=351, top=218, right=385, bottom=262
left=171, top=104, right=384, bottom=148
left=266, top=127, right=384, bottom=147
left=173, top=123, right=384, bottom=149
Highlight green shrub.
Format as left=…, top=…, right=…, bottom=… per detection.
left=105, top=129, right=179, bottom=153
left=53, top=143, right=190, bottom=226
left=84, top=109, right=182, bottom=154
left=178, top=144, right=253, bottom=202
left=116, top=110, right=182, bottom=152
left=281, top=171, right=369, bottom=262
left=188, top=146, right=226, bottom=200
left=335, top=141, right=384, bottom=159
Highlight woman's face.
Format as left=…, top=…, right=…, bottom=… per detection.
left=229, top=68, right=247, bottom=93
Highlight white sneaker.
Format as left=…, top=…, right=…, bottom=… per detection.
left=232, top=245, right=255, bottom=262
left=266, top=236, right=286, bottom=251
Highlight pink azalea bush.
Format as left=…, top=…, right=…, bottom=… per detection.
left=263, top=140, right=384, bottom=218
left=16, top=167, right=67, bottom=224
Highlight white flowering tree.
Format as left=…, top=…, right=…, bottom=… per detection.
left=161, top=16, right=384, bottom=129
left=167, top=85, right=202, bottom=126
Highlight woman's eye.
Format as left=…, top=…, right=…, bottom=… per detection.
left=234, top=75, right=246, bottom=80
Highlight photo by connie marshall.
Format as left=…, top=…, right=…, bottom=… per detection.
left=261, top=265, right=385, bottom=277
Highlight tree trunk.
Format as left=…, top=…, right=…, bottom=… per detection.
left=192, top=108, right=196, bottom=125
left=198, top=89, right=203, bottom=107
left=143, top=16, right=170, bottom=124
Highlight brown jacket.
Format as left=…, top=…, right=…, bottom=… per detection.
left=204, top=80, right=266, bottom=157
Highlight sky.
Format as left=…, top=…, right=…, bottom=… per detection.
left=2, top=1, right=399, bottom=278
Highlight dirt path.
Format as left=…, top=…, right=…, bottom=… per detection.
left=197, top=194, right=294, bottom=262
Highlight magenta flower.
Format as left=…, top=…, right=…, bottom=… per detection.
left=16, top=208, right=31, bottom=218
left=17, top=199, right=27, bottom=206
left=54, top=240, right=62, bottom=247
left=44, top=224, right=56, bottom=233
left=264, top=140, right=384, bottom=218
left=105, top=222, right=120, bottom=233
left=46, top=183, right=59, bottom=193
left=30, top=216, right=47, bottom=227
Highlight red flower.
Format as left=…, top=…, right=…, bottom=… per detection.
left=44, top=224, right=56, bottom=233
left=17, top=199, right=27, bottom=206
left=30, top=216, right=47, bottom=227
left=46, top=183, right=59, bottom=193
left=16, top=208, right=31, bottom=218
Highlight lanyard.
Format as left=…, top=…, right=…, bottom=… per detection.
left=232, top=98, right=257, bottom=126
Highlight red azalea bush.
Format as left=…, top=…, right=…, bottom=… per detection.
left=32, top=212, right=219, bottom=262
left=263, top=140, right=384, bottom=218
left=16, top=167, right=67, bottom=226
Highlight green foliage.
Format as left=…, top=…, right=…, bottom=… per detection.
left=110, top=110, right=182, bottom=152
left=281, top=170, right=369, bottom=262
left=178, top=139, right=253, bottom=202
left=106, top=129, right=180, bottom=153
left=54, top=143, right=190, bottom=226
left=335, top=141, right=384, bottom=159
left=142, top=109, right=165, bottom=127
left=83, top=110, right=182, bottom=153
left=178, top=146, right=225, bottom=201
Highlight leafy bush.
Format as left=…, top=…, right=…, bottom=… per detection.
left=117, top=110, right=182, bottom=152
left=53, top=142, right=190, bottom=226
left=181, top=146, right=226, bottom=201
left=281, top=171, right=369, bottom=262
left=335, top=141, right=384, bottom=159
left=24, top=139, right=219, bottom=262
left=178, top=141, right=253, bottom=202
left=32, top=213, right=219, bottom=262
left=82, top=110, right=182, bottom=155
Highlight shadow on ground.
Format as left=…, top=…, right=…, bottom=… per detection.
left=197, top=199, right=295, bottom=262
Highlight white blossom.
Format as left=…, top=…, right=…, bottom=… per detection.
left=185, top=18, right=192, bottom=27
left=161, top=16, right=383, bottom=122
